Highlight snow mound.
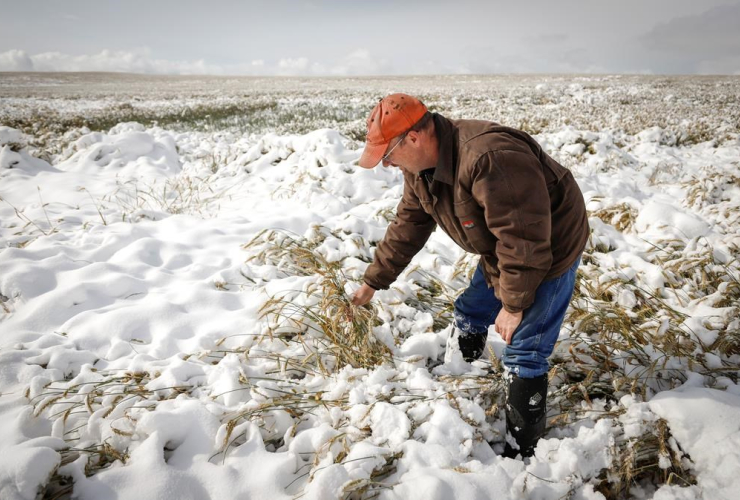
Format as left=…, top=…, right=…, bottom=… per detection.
left=0, top=126, right=28, bottom=150
left=650, top=388, right=740, bottom=500
left=60, top=126, right=181, bottom=176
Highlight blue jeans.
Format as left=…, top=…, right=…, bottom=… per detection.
left=453, top=256, right=581, bottom=378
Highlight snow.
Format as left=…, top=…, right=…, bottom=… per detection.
left=0, top=126, right=28, bottom=149
left=1, top=76, right=740, bottom=499
left=0, top=437, right=62, bottom=500
left=634, top=201, right=711, bottom=240
left=649, top=388, right=740, bottom=500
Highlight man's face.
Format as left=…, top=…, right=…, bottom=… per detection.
left=380, top=130, right=432, bottom=175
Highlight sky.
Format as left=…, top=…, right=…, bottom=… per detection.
left=1, top=0, right=739, bottom=76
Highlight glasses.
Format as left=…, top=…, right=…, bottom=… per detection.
left=381, top=131, right=408, bottom=163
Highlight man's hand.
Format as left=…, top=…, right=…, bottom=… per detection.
left=495, top=309, right=523, bottom=345
left=351, top=283, right=376, bottom=306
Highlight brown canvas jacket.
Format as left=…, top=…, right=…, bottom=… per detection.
left=363, top=113, right=589, bottom=313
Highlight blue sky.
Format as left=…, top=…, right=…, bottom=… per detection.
left=1, top=0, right=739, bottom=75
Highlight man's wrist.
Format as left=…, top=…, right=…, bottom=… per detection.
left=502, top=304, right=524, bottom=314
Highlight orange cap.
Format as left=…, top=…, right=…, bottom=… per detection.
left=358, top=93, right=428, bottom=168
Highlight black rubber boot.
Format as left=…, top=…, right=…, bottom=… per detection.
left=503, top=373, right=548, bottom=459
left=457, top=329, right=487, bottom=362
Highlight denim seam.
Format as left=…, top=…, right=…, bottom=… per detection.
left=571, top=254, right=581, bottom=271
left=454, top=261, right=500, bottom=336
left=484, top=305, right=499, bottom=326
left=534, top=273, right=564, bottom=350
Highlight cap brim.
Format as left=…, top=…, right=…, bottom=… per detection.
left=357, top=141, right=388, bottom=169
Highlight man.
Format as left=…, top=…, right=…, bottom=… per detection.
left=351, top=93, right=589, bottom=459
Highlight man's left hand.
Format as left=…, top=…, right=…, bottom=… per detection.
left=495, top=309, right=523, bottom=345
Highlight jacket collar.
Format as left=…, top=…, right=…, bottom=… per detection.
left=431, top=113, right=456, bottom=186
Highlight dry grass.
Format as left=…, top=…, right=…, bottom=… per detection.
left=594, top=416, right=695, bottom=499
left=28, top=370, right=195, bottom=495
left=0, top=190, right=59, bottom=238
left=339, top=451, right=402, bottom=500
left=559, top=263, right=736, bottom=402
left=28, top=370, right=192, bottom=434
left=682, top=170, right=740, bottom=209
left=589, top=197, right=638, bottom=233
left=546, top=238, right=740, bottom=497
left=245, top=229, right=392, bottom=374
left=103, top=174, right=239, bottom=220
left=402, top=266, right=458, bottom=331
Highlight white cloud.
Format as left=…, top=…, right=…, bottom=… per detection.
left=330, top=49, right=392, bottom=76
left=275, top=57, right=332, bottom=76
left=0, top=49, right=34, bottom=72
left=0, top=48, right=222, bottom=75
left=0, top=48, right=459, bottom=76
left=276, top=57, right=310, bottom=75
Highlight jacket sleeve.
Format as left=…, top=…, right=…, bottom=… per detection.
left=363, top=177, right=437, bottom=290
left=471, top=151, right=553, bottom=313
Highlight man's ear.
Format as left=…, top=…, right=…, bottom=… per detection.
left=406, top=130, right=421, bottom=146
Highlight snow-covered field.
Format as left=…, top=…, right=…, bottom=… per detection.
left=1, top=74, right=739, bottom=500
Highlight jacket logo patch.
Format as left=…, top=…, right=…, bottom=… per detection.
left=462, top=219, right=476, bottom=229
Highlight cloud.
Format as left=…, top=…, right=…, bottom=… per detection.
left=641, top=3, right=740, bottom=73
left=0, top=48, right=222, bottom=75
left=277, top=57, right=309, bottom=71
left=0, top=49, right=34, bottom=71
left=276, top=57, right=325, bottom=75
left=0, top=48, right=408, bottom=76
left=330, top=49, right=392, bottom=76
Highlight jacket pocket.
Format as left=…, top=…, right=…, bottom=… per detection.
left=453, top=197, right=496, bottom=254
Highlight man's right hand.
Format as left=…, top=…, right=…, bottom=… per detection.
left=351, top=283, right=376, bottom=306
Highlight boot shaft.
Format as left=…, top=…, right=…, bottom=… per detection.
left=504, top=373, right=548, bottom=458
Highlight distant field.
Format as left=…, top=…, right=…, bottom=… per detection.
left=2, top=72, right=738, bottom=144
